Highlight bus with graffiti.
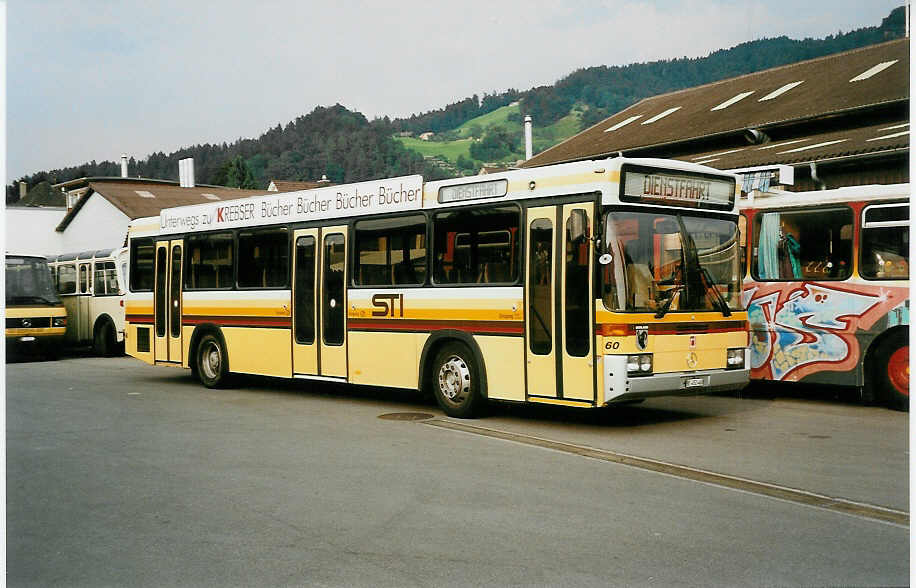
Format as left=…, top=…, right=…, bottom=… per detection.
left=740, top=183, right=909, bottom=409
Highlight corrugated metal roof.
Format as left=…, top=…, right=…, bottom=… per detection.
left=674, top=121, right=908, bottom=169
left=269, top=180, right=329, bottom=192
left=524, top=39, right=909, bottom=168
left=56, top=181, right=269, bottom=232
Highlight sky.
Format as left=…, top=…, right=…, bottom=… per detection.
left=5, top=0, right=905, bottom=182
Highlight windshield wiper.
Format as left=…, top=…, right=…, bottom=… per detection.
left=654, top=283, right=682, bottom=319
left=698, top=266, right=731, bottom=317
left=675, top=215, right=731, bottom=318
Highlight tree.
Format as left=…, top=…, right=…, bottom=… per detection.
left=215, top=156, right=257, bottom=188
left=469, top=126, right=519, bottom=162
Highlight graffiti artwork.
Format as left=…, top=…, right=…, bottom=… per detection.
left=742, top=281, right=909, bottom=383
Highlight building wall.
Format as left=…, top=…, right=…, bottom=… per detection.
left=59, top=194, right=131, bottom=253
left=5, top=207, right=67, bottom=254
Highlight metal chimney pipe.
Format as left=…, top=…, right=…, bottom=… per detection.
left=179, top=158, right=195, bottom=188
left=524, top=115, right=533, bottom=160
left=120, top=154, right=128, bottom=178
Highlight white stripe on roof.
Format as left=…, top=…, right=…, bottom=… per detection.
left=692, top=148, right=745, bottom=161
left=849, top=60, right=899, bottom=82
left=711, top=91, right=754, bottom=111
left=757, top=139, right=810, bottom=150
left=604, top=115, right=643, bottom=132
left=778, top=139, right=848, bottom=154
left=692, top=158, right=720, bottom=165
left=641, top=107, right=682, bottom=125
left=135, top=190, right=155, bottom=199
left=867, top=130, right=910, bottom=142
left=880, top=123, right=910, bottom=131
left=758, top=81, right=804, bottom=101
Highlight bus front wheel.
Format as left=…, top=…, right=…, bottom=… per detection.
left=196, top=332, right=231, bottom=388
left=429, top=342, right=485, bottom=418
left=874, top=332, right=908, bottom=411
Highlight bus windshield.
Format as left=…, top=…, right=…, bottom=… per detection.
left=5, top=256, right=61, bottom=306
left=602, top=211, right=741, bottom=314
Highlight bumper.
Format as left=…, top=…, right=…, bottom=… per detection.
left=6, top=333, right=65, bottom=354
left=603, top=354, right=749, bottom=404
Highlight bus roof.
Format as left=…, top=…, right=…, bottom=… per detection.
left=49, top=248, right=124, bottom=263
left=739, top=183, right=910, bottom=210
left=128, top=157, right=738, bottom=238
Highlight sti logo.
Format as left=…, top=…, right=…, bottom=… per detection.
left=371, top=293, right=405, bottom=318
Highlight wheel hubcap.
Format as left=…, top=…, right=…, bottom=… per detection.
left=887, top=346, right=909, bottom=396
left=438, top=355, right=470, bottom=404
left=201, top=342, right=221, bottom=379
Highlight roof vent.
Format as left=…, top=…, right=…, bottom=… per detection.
left=849, top=60, right=898, bottom=82
left=711, top=91, right=754, bottom=111
left=135, top=190, right=155, bottom=199
left=758, top=81, right=804, bottom=101
left=604, top=115, right=642, bottom=132
left=202, top=193, right=221, bottom=200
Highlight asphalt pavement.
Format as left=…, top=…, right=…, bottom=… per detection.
left=5, top=353, right=910, bottom=587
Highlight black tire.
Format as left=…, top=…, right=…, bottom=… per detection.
left=93, top=321, right=116, bottom=357
left=428, top=342, right=485, bottom=418
left=872, top=332, right=908, bottom=411
left=195, top=332, right=231, bottom=388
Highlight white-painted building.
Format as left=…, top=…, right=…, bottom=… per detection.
left=5, top=206, right=67, bottom=254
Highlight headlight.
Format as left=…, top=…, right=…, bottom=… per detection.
left=726, top=348, right=745, bottom=369
left=628, top=354, right=653, bottom=376
left=53, top=317, right=66, bottom=327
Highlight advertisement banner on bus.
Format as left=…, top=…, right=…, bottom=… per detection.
left=159, top=175, right=424, bottom=235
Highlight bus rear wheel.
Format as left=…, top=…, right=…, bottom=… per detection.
left=874, top=333, right=908, bottom=411
left=93, top=320, right=116, bottom=357
left=429, top=342, right=485, bottom=418
left=196, top=332, right=231, bottom=388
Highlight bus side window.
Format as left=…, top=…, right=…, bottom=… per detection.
left=130, top=239, right=155, bottom=292
left=433, top=205, right=519, bottom=285
left=186, top=233, right=234, bottom=289
left=861, top=203, right=909, bottom=279
left=238, top=228, right=289, bottom=288
left=79, top=264, right=89, bottom=293
left=752, top=208, right=852, bottom=281
left=58, top=263, right=77, bottom=294
left=354, top=215, right=426, bottom=286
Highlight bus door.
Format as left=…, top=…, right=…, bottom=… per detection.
left=77, top=260, right=92, bottom=341
left=525, top=203, right=595, bottom=401
left=292, top=226, right=348, bottom=379
left=292, top=228, right=319, bottom=375
left=153, top=239, right=184, bottom=364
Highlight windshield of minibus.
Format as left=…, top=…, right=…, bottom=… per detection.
left=602, top=211, right=741, bottom=314
left=5, top=256, right=61, bottom=306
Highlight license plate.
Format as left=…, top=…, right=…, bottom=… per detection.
left=684, top=377, right=705, bottom=388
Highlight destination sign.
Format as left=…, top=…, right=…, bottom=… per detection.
left=438, top=178, right=507, bottom=203
left=622, top=168, right=734, bottom=210
left=159, top=175, right=423, bottom=235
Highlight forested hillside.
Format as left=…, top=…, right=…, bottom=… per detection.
left=7, top=6, right=905, bottom=203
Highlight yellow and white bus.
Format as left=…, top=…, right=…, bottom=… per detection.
left=5, top=253, right=67, bottom=358
left=48, top=247, right=129, bottom=356
left=124, top=157, right=749, bottom=417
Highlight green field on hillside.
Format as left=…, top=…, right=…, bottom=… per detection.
left=396, top=137, right=473, bottom=160
left=394, top=104, right=585, bottom=166
left=456, top=103, right=521, bottom=137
